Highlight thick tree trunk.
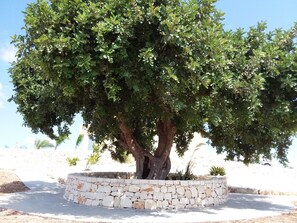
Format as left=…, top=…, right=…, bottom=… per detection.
left=118, top=117, right=176, bottom=180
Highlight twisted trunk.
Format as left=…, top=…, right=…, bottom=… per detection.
left=118, top=118, right=176, bottom=180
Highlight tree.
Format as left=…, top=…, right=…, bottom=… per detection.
left=75, top=134, right=84, bottom=149
left=55, top=134, right=69, bottom=149
left=9, top=0, right=297, bottom=179
left=34, top=139, right=54, bottom=150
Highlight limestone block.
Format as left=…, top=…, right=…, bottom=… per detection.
left=124, top=192, right=134, bottom=197
left=164, top=193, right=172, bottom=200
left=162, top=200, right=169, bottom=208
left=95, top=192, right=104, bottom=200
left=165, top=180, right=174, bottom=185
left=140, top=192, right=148, bottom=200
left=103, top=186, right=112, bottom=194
left=206, top=188, right=212, bottom=197
left=157, top=200, right=163, bottom=208
left=190, top=198, right=195, bottom=205
left=176, top=186, right=185, bottom=195
left=85, top=199, right=93, bottom=206
left=153, top=192, right=164, bottom=201
left=129, top=185, right=140, bottom=192
left=68, top=194, right=74, bottom=201
left=121, top=197, right=132, bottom=208
left=133, top=201, right=145, bottom=209
left=114, top=197, right=120, bottom=208
left=172, top=198, right=179, bottom=206
left=190, top=187, right=198, bottom=198
left=180, top=181, right=189, bottom=186
left=77, top=196, right=87, bottom=205
left=145, top=199, right=157, bottom=210
left=102, top=196, right=114, bottom=207
left=140, top=184, right=154, bottom=193
left=82, top=182, right=92, bottom=192
left=160, top=186, right=167, bottom=193
left=185, top=190, right=192, bottom=199
left=167, top=186, right=175, bottom=193
left=92, top=200, right=100, bottom=206
left=154, top=187, right=161, bottom=193
left=180, top=198, right=189, bottom=205
left=76, top=183, right=84, bottom=191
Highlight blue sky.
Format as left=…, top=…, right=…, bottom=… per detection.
left=0, top=0, right=297, bottom=163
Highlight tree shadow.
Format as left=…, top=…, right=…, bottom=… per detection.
left=0, top=180, right=295, bottom=222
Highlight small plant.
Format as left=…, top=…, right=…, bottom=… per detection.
left=66, top=157, right=80, bottom=166
left=85, top=143, right=101, bottom=170
left=209, top=166, right=226, bottom=176
left=167, top=161, right=198, bottom=180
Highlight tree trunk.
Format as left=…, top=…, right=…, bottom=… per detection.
left=118, top=117, right=176, bottom=180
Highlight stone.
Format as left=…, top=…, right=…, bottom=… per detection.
left=102, top=196, right=114, bottom=207
left=176, top=187, right=185, bottom=195
left=114, top=197, right=120, bottom=208
left=129, top=185, right=140, bottom=193
left=164, top=193, right=172, bottom=200
left=172, top=199, right=179, bottom=206
left=82, top=182, right=92, bottom=192
left=180, top=198, right=189, bottom=205
left=154, top=187, right=161, bottom=193
left=185, top=190, right=192, bottom=199
left=206, top=188, right=212, bottom=197
left=145, top=200, right=157, bottom=210
left=140, top=185, right=154, bottom=193
left=140, top=192, right=148, bottom=200
left=162, top=200, right=169, bottom=208
left=157, top=200, right=163, bottom=208
left=160, top=186, right=167, bottom=193
left=153, top=192, right=164, bottom=201
left=180, top=181, right=189, bottom=186
left=95, top=193, right=104, bottom=200
left=92, top=200, right=100, bottom=206
left=77, top=196, right=87, bottom=205
left=133, top=201, right=145, bottom=209
left=167, top=186, right=175, bottom=193
left=190, top=187, right=198, bottom=198
left=121, top=197, right=132, bottom=208
left=85, top=199, right=93, bottom=206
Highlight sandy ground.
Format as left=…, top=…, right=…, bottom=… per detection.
left=0, top=135, right=297, bottom=222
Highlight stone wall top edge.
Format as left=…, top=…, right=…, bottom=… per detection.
left=67, top=172, right=227, bottom=183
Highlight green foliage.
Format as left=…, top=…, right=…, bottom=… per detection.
left=85, top=143, right=101, bottom=170
left=75, top=134, right=84, bottom=149
left=167, top=161, right=197, bottom=180
left=55, top=134, right=69, bottom=149
left=66, top=157, right=79, bottom=166
left=209, top=166, right=226, bottom=176
left=9, top=0, right=297, bottom=169
left=34, top=139, right=54, bottom=149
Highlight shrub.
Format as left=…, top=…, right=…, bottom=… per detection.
left=167, top=161, right=198, bottom=180
left=66, top=157, right=79, bottom=166
left=85, top=143, right=101, bottom=170
left=209, top=166, right=226, bottom=176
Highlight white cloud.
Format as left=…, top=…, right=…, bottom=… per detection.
left=0, top=45, right=16, bottom=63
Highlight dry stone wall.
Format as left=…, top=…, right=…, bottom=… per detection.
left=64, top=172, right=228, bottom=210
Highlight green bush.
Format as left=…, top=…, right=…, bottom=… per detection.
left=209, top=166, right=226, bottom=176
left=66, top=157, right=79, bottom=166
left=85, top=143, right=101, bottom=170
left=167, top=161, right=198, bottom=180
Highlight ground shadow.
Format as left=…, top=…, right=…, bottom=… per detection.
left=0, top=180, right=296, bottom=222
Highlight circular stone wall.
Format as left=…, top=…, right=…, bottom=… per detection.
left=64, top=172, right=228, bottom=210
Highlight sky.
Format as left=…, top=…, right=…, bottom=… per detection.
left=0, top=0, right=297, bottom=164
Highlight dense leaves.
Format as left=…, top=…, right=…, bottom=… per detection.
left=10, top=0, right=297, bottom=168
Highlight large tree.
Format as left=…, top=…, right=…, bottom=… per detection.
left=10, top=0, right=297, bottom=179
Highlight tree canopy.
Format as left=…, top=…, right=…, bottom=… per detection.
left=9, top=0, right=297, bottom=179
